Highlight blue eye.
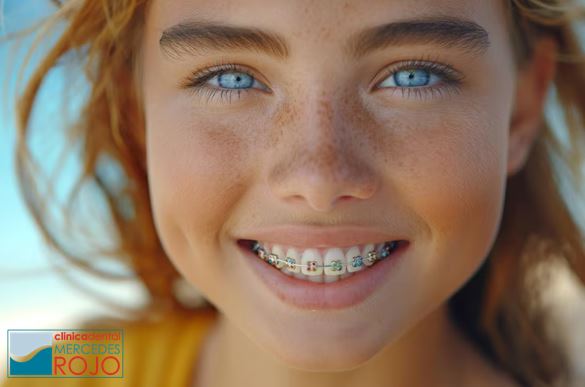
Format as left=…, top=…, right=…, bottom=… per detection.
left=184, top=64, right=269, bottom=103
left=185, top=64, right=268, bottom=100
left=213, top=71, right=255, bottom=89
left=185, top=60, right=462, bottom=104
left=384, top=69, right=439, bottom=88
left=375, top=60, right=463, bottom=98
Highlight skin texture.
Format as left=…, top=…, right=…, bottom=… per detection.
left=140, top=0, right=557, bottom=386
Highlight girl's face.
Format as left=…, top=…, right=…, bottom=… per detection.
left=141, top=0, right=549, bottom=370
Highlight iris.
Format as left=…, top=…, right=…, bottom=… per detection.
left=393, top=69, right=431, bottom=87
left=217, top=72, right=254, bottom=89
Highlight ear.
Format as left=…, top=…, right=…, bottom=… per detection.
left=507, top=37, right=558, bottom=177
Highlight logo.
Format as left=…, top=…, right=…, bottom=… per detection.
left=7, top=329, right=124, bottom=378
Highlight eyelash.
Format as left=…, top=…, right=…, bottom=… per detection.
left=182, top=57, right=465, bottom=103
left=182, top=62, right=259, bottom=104
left=373, top=58, right=465, bottom=99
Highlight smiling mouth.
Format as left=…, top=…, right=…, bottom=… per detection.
left=238, top=239, right=405, bottom=283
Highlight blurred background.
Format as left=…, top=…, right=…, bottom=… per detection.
left=0, top=1, right=150, bottom=379
left=1, top=0, right=585, bottom=385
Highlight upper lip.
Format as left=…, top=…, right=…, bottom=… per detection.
left=236, top=224, right=407, bottom=249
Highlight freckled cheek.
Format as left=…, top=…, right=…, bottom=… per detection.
left=395, top=118, right=507, bottom=279
left=145, top=109, right=254, bottom=286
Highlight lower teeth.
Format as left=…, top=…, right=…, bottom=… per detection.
left=248, top=240, right=401, bottom=282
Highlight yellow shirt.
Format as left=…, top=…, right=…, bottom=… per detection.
left=3, top=308, right=218, bottom=387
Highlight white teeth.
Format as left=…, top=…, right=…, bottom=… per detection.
left=283, top=247, right=301, bottom=274
left=253, top=240, right=396, bottom=283
left=363, top=243, right=377, bottom=267
left=309, top=275, right=324, bottom=283
left=301, top=249, right=323, bottom=276
left=362, top=243, right=375, bottom=257
left=323, top=248, right=346, bottom=276
left=345, top=246, right=364, bottom=273
left=271, top=245, right=286, bottom=269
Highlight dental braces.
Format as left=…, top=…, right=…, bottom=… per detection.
left=251, top=241, right=398, bottom=272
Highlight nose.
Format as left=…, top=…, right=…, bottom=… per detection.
left=267, top=94, right=381, bottom=213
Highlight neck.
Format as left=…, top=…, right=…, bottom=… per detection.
left=194, top=304, right=517, bottom=387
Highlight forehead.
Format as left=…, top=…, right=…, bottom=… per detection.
left=148, top=0, right=508, bottom=47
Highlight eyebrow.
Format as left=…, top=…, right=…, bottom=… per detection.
left=159, top=16, right=490, bottom=61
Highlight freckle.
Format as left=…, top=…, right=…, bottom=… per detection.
left=317, top=93, right=334, bottom=127
left=319, top=26, right=332, bottom=40
left=340, top=93, right=388, bottom=161
left=269, top=102, right=298, bottom=148
left=273, top=102, right=297, bottom=127
left=203, top=127, right=245, bottom=165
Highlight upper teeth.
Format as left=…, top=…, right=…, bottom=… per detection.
left=252, top=241, right=396, bottom=276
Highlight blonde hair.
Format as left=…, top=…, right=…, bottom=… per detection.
left=10, top=0, right=585, bottom=385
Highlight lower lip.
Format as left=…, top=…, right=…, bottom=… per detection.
left=236, top=240, right=410, bottom=311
